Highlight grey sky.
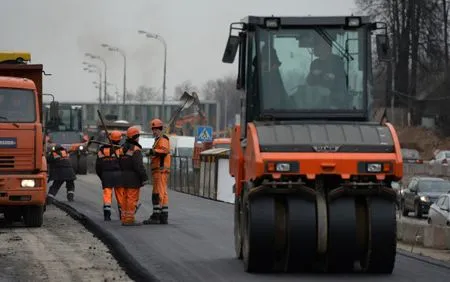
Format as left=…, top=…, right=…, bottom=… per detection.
left=1, top=0, right=358, bottom=103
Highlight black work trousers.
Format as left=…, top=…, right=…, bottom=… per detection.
left=47, top=180, right=75, bottom=202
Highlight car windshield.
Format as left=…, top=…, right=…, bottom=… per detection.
left=0, top=88, right=36, bottom=122
left=49, top=131, right=83, bottom=144
left=402, top=149, right=420, bottom=159
left=255, top=26, right=368, bottom=112
left=418, top=180, right=450, bottom=193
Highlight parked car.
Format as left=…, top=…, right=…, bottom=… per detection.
left=400, top=176, right=450, bottom=218
left=429, top=150, right=450, bottom=166
left=427, top=193, right=450, bottom=226
left=401, top=148, right=423, bottom=164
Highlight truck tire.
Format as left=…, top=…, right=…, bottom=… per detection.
left=23, top=206, right=44, bottom=227
left=70, top=154, right=78, bottom=172
left=4, top=208, right=22, bottom=224
left=77, top=155, right=88, bottom=175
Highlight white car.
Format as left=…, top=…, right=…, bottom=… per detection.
left=428, top=193, right=450, bottom=226
left=429, top=150, right=450, bottom=166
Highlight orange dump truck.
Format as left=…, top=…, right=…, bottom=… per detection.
left=0, top=53, right=47, bottom=227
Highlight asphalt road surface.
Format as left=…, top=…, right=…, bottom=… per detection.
left=54, top=174, right=450, bottom=282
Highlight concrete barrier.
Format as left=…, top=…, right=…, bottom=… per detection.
left=404, top=163, right=450, bottom=178
left=424, top=225, right=450, bottom=249
left=397, top=219, right=450, bottom=249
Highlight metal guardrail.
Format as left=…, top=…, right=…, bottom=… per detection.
left=168, top=153, right=231, bottom=201
left=403, top=163, right=450, bottom=178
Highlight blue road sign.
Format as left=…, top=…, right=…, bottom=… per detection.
left=196, top=126, right=213, bottom=142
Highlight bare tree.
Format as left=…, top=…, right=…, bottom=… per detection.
left=356, top=0, right=450, bottom=126
left=134, top=85, right=159, bottom=103
left=173, top=80, right=199, bottom=99
left=201, top=75, right=241, bottom=129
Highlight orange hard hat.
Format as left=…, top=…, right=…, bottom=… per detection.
left=109, top=130, right=122, bottom=142
left=150, top=118, right=163, bottom=129
left=126, top=126, right=140, bottom=139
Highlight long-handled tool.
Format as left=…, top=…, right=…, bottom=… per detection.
left=164, top=91, right=200, bottom=135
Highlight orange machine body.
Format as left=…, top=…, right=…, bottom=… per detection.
left=0, top=67, right=47, bottom=210
left=230, top=122, right=403, bottom=197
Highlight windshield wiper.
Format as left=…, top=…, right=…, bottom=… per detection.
left=314, top=27, right=354, bottom=61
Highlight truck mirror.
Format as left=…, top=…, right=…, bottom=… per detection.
left=376, top=34, right=391, bottom=61
left=222, top=35, right=240, bottom=64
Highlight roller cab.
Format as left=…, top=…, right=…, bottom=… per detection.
left=222, top=16, right=401, bottom=274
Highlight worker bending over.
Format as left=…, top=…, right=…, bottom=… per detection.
left=46, top=144, right=76, bottom=204
left=143, top=118, right=171, bottom=225
left=119, top=126, right=148, bottom=226
left=95, top=130, right=124, bottom=221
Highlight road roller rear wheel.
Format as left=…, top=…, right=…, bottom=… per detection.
left=285, top=196, right=317, bottom=272
left=360, top=197, right=397, bottom=274
left=242, top=195, right=277, bottom=273
left=327, top=197, right=358, bottom=273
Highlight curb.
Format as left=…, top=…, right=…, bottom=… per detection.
left=397, top=248, right=450, bottom=270
left=52, top=200, right=159, bottom=282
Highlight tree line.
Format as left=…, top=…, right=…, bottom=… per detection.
left=356, top=0, right=450, bottom=129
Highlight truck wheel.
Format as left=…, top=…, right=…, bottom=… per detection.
left=4, top=208, right=22, bottom=224
left=23, top=206, right=44, bottom=227
left=70, top=154, right=78, bottom=172
left=77, top=155, right=88, bottom=175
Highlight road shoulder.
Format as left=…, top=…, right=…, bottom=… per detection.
left=0, top=205, right=132, bottom=282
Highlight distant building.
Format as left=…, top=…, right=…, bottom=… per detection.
left=43, top=100, right=220, bottom=133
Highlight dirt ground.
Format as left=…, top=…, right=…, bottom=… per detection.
left=0, top=205, right=133, bottom=282
left=398, top=126, right=450, bottom=160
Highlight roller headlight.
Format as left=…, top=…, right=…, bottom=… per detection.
left=275, top=163, right=290, bottom=172
left=359, top=161, right=393, bottom=173
left=367, top=163, right=382, bottom=173
left=21, top=179, right=36, bottom=188
left=265, top=161, right=299, bottom=173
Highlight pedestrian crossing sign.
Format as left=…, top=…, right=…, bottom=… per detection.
left=196, top=126, right=213, bottom=142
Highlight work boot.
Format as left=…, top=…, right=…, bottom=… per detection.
left=104, top=210, right=111, bottom=221
left=160, top=212, right=168, bottom=224
left=142, top=213, right=160, bottom=224
left=122, top=221, right=142, bottom=226
left=67, top=193, right=74, bottom=202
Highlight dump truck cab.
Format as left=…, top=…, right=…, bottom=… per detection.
left=0, top=52, right=47, bottom=227
left=44, top=102, right=89, bottom=174
left=223, top=16, right=402, bottom=274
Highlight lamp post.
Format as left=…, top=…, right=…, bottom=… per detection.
left=82, top=63, right=102, bottom=106
left=101, top=44, right=127, bottom=106
left=138, top=30, right=167, bottom=120
left=85, top=53, right=108, bottom=106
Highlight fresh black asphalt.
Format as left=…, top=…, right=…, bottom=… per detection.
left=53, top=174, right=450, bottom=282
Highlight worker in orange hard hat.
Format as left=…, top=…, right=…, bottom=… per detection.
left=95, top=130, right=124, bottom=221
left=118, top=126, right=148, bottom=226
left=143, top=118, right=171, bottom=225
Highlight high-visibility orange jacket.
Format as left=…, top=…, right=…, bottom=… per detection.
left=151, top=134, right=171, bottom=172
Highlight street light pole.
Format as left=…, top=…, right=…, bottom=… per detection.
left=101, top=44, right=127, bottom=106
left=82, top=63, right=102, bottom=106
left=85, top=53, right=107, bottom=107
left=138, top=30, right=167, bottom=120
